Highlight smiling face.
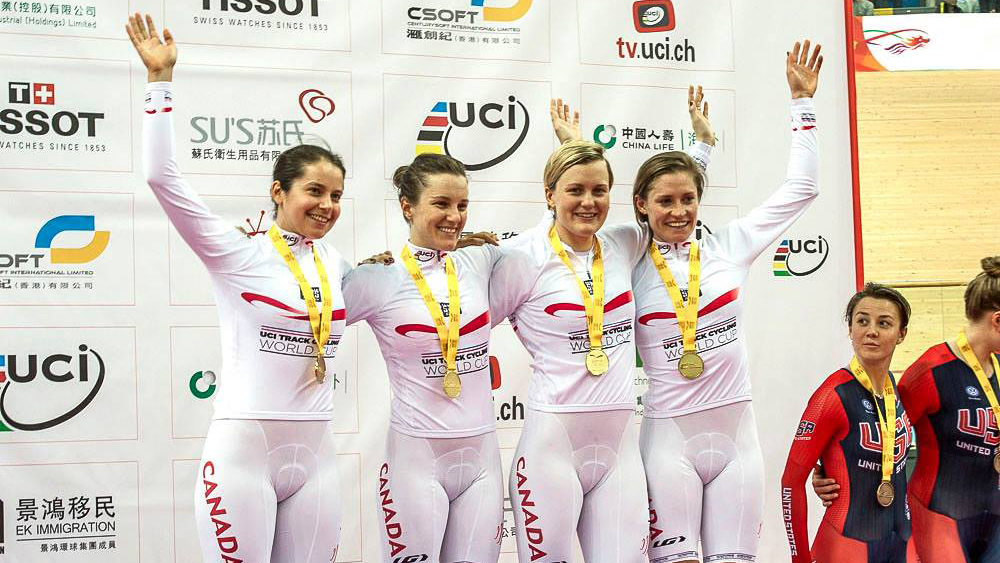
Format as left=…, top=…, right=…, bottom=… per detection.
left=849, top=297, right=907, bottom=368
left=272, top=159, right=344, bottom=240
left=635, top=170, right=700, bottom=244
left=546, top=160, right=611, bottom=251
left=402, top=173, right=469, bottom=251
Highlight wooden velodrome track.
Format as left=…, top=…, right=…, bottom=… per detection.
left=856, top=70, right=1000, bottom=371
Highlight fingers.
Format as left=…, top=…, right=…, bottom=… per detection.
left=134, top=11, right=148, bottom=40
left=145, top=13, right=159, bottom=41
left=790, top=41, right=801, bottom=65
left=799, top=39, right=811, bottom=66
left=550, top=98, right=558, bottom=120
left=125, top=21, right=140, bottom=50
left=702, top=100, right=709, bottom=119
left=163, top=28, right=174, bottom=45
left=572, top=109, right=579, bottom=127
left=807, top=42, right=822, bottom=70
left=687, top=84, right=694, bottom=106
left=815, top=54, right=824, bottom=74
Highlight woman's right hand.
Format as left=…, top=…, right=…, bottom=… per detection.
left=125, top=12, right=176, bottom=83
left=810, top=464, right=840, bottom=507
left=550, top=98, right=581, bottom=145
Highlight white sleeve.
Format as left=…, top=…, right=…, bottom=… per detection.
left=488, top=244, right=538, bottom=327
left=143, top=82, right=255, bottom=274
left=599, top=222, right=649, bottom=267
left=342, top=264, right=393, bottom=326
left=687, top=140, right=713, bottom=172
left=715, top=98, right=819, bottom=266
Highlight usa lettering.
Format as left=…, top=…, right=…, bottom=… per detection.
left=958, top=408, right=1000, bottom=446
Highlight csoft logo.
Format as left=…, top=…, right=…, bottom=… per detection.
left=298, top=89, right=335, bottom=124
left=474, top=0, right=532, bottom=22
left=864, top=28, right=930, bottom=55
left=34, top=215, right=110, bottom=264
left=633, top=0, right=675, bottom=33
left=1, top=82, right=104, bottom=137
left=593, top=124, right=617, bottom=149
left=415, top=97, right=529, bottom=171
left=0, top=345, right=105, bottom=432
left=772, top=236, right=829, bottom=277
left=190, top=370, right=217, bottom=400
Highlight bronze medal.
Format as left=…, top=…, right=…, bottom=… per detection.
left=876, top=481, right=895, bottom=507
left=314, top=355, right=327, bottom=384
left=443, top=368, right=462, bottom=399
left=678, top=351, right=705, bottom=380
left=994, top=452, right=1000, bottom=474
left=586, top=348, right=610, bottom=376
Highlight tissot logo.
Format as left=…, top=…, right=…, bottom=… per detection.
left=0, top=345, right=105, bottom=432
left=633, top=1, right=674, bottom=33
left=772, top=236, right=829, bottom=277
left=1, top=81, right=104, bottom=137
left=201, top=0, right=320, bottom=16
left=416, top=96, right=530, bottom=171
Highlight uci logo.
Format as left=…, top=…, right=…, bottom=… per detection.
left=633, top=0, right=675, bottom=33
left=772, top=236, right=829, bottom=277
left=0, top=345, right=105, bottom=432
left=415, top=96, right=530, bottom=171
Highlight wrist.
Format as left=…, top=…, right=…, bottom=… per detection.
left=696, top=135, right=716, bottom=146
left=791, top=91, right=813, bottom=100
left=147, top=68, right=174, bottom=82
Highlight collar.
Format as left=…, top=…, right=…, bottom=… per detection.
left=405, top=241, right=449, bottom=270
left=273, top=225, right=313, bottom=251
left=652, top=232, right=696, bottom=260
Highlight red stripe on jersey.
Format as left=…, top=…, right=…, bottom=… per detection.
left=636, top=288, right=739, bottom=325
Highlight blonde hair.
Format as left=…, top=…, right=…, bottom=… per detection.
left=542, top=140, right=613, bottom=191
left=965, top=256, right=1000, bottom=320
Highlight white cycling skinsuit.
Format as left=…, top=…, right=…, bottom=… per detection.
left=345, top=243, right=503, bottom=563
left=145, top=82, right=348, bottom=563
left=634, top=98, right=819, bottom=563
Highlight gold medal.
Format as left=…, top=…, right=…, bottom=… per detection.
left=586, top=348, right=609, bottom=376
left=314, top=355, right=326, bottom=384
left=268, top=226, right=332, bottom=387
left=401, top=246, right=462, bottom=399
left=994, top=451, right=1000, bottom=474
left=678, top=351, right=705, bottom=380
left=649, top=240, right=703, bottom=380
left=876, top=481, right=895, bottom=507
left=443, top=368, right=462, bottom=399
left=548, top=226, right=607, bottom=377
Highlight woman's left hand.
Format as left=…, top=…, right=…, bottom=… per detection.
left=358, top=250, right=393, bottom=266
left=550, top=98, right=582, bottom=144
left=456, top=232, right=500, bottom=248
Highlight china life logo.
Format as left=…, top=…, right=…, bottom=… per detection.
left=415, top=96, right=530, bottom=171
left=772, top=236, right=829, bottom=277
left=0, top=345, right=105, bottom=432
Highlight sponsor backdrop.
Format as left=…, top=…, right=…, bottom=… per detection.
left=853, top=14, right=1000, bottom=72
left=0, top=1, right=857, bottom=562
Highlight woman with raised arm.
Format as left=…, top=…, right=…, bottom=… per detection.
left=343, top=154, right=504, bottom=563
left=813, top=257, right=1000, bottom=563
left=632, top=41, right=822, bottom=563
left=782, top=283, right=916, bottom=563
left=487, top=98, right=713, bottom=561
left=128, top=14, right=348, bottom=563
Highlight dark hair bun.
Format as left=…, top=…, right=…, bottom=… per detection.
left=982, top=256, right=1000, bottom=278
left=392, top=165, right=410, bottom=194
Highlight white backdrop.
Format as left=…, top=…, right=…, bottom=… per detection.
left=0, top=1, right=859, bottom=562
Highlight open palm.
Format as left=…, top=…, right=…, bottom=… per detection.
left=125, top=13, right=176, bottom=80
left=786, top=40, right=823, bottom=99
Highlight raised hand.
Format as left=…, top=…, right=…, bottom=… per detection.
left=786, top=40, right=823, bottom=99
left=125, top=12, right=176, bottom=82
left=550, top=98, right=581, bottom=145
left=688, top=85, right=715, bottom=146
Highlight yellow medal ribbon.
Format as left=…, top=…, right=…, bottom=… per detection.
left=649, top=240, right=703, bottom=379
left=547, top=225, right=608, bottom=376
left=267, top=225, right=332, bottom=384
left=400, top=246, right=462, bottom=398
left=956, top=330, right=1000, bottom=473
left=849, top=356, right=897, bottom=506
